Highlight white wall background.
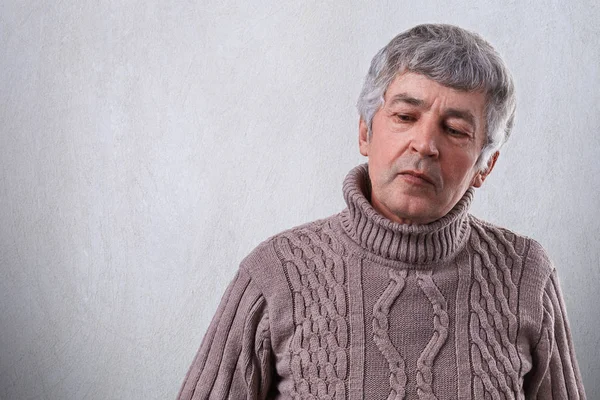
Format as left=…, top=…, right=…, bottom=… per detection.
left=1, top=1, right=598, bottom=399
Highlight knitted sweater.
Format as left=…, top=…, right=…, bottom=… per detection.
left=178, top=164, right=586, bottom=400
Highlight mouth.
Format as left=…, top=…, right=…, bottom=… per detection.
left=399, top=170, right=436, bottom=186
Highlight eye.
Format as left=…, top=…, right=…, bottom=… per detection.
left=445, top=126, right=469, bottom=137
left=394, top=114, right=415, bottom=123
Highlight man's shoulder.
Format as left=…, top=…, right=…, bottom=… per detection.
left=467, top=214, right=554, bottom=277
left=239, top=213, right=342, bottom=277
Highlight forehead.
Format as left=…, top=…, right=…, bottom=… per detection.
left=384, top=72, right=487, bottom=119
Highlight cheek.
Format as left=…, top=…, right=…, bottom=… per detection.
left=443, top=156, right=479, bottom=184
left=371, top=133, right=400, bottom=165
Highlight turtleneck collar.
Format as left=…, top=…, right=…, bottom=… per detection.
left=339, top=163, right=473, bottom=265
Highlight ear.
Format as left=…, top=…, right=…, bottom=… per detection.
left=359, top=118, right=370, bottom=157
left=471, top=151, right=499, bottom=188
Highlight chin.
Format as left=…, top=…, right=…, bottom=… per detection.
left=390, top=204, right=436, bottom=224
left=376, top=190, right=440, bottom=224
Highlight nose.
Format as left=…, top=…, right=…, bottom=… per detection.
left=410, top=116, right=440, bottom=158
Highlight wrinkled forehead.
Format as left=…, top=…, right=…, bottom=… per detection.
left=383, top=73, right=488, bottom=114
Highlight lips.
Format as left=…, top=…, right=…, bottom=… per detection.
left=399, top=170, right=435, bottom=186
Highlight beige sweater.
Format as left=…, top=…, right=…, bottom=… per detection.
left=178, top=164, right=585, bottom=399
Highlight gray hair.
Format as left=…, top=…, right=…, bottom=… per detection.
left=357, top=24, right=516, bottom=171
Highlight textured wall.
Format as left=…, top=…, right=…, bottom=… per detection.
left=1, top=1, right=598, bottom=399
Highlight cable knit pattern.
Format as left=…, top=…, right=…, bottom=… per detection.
left=249, top=309, right=272, bottom=393
left=274, top=220, right=349, bottom=399
left=372, top=269, right=408, bottom=400
left=178, top=164, right=586, bottom=400
left=415, top=270, right=449, bottom=400
left=468, top=222, right=523, bottom=399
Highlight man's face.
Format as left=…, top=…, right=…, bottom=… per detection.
left=359, top=72, right=497, bottom=225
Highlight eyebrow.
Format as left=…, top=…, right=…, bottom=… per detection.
left=388, top=93, right=425, bottom=107
left=387, top=92, right=477, bottom=130
left=445, top=108, right=477, bottom=130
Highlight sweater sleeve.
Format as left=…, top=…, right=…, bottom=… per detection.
left=524, top=269, right=586, bottom=399
left=177, top=268, right=273, bottom=400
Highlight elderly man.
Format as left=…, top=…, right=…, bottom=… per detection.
left=178, top=24, right=585, bottom=399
